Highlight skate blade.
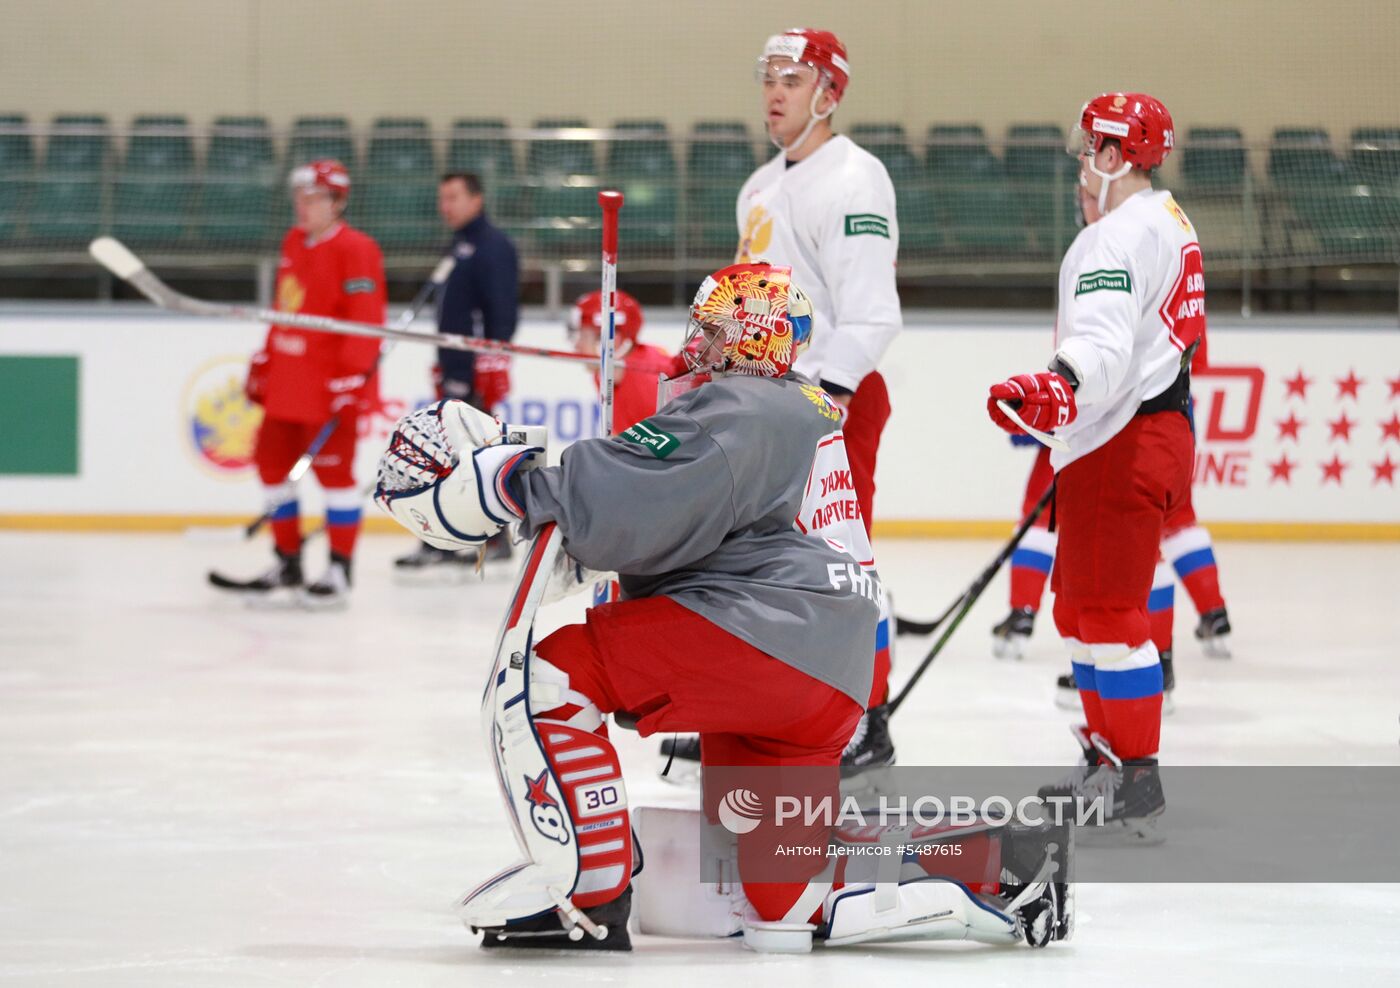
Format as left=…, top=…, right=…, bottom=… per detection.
left=1201, top=635, right=1232, bottom=659
left=1076, top=816, right=1166, bottom=848
left=229, top=587, right=304, bottom=610
left=991, top=635, right=1027, bottom=661
left=298, top=592, right=350, bottom=612
left=1053, top=688, right=1080, bottom=711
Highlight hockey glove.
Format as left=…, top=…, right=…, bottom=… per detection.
left=988, top=371, right=1078, bottom=435
left=374, top=400, right=540, bottom=551
left=472, top=353, right=511, bottom=414
left=245, top=350, right=269, bottom=406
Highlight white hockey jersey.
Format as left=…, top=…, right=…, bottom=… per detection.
left=735, top=135, right=902, bottom=392
left=1051, top=188, right=1206, bottom=469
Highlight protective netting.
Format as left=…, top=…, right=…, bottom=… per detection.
left=2, top=115, right=1397, bottom=279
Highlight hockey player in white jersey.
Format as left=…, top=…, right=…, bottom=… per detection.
left=674, top=27, right=902, bottom=772
left=987, top=93, right=1205, bottom=841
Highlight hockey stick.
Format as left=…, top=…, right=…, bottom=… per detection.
left=887, top=480, right=1056, bottom=715
left=88, top=237, right=606, bottom=367
left=597, top=189, right=623, bottom=439
left=894, top=481, right=1056, bottom=637
left=188, top=255, right=456, bottom=544
left=589, top=191, right=624, bottom=610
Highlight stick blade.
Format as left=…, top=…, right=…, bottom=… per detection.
left=995, top=400, right=1071, bottom=453
left=89, top=236, right=146, bottom=281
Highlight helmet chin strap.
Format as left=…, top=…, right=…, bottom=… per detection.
left=1087, top=153, right=1134, bottom=214
left=772, top=85, right=836, bottom=155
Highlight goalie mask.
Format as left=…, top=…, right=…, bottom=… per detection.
left=682, top=263, right=813, bottom=379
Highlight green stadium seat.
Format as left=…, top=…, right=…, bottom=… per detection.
left=532, top=181, right=600, bottom=258
left=1349, top=128, right=1400, bottom=186
left=0, top=114, right=34, bottom=242
left=1267, top=128, right=1344, bottom=186
left=113, top=115, right=195, bottom=246
left=606, top=120, right=676, bottom=179
left=358, top=181, right=439, bottom=251
left=287, top=115, right=356, bottom=171
left=1005, top=124, right=1076, bottom=254
left=850, top=123, right=920, bottom=178
left=926, top=124, right=1027, bottom=252
left=359, top=118, right=438, bottom=249
left=1182, top=127, right=1248, bottom=191
left=366, top=117, right=435, bottom=176
left=849, top=124, right=938, bottom=253
left=687, top=123, right=756, bottom=256
left=892, top=178, right=942, bottom=253
left=30, top=115, right=111, bottom=245
left=527, top=118, right=597, bottom=177
left=199, top=116, right=277, bottom=249
left=616, top=178, right=678, bottom=253
left=447, top=118, right=523, bottom=220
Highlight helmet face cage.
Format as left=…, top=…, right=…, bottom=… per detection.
left=683, top=265, right=813, bottom=378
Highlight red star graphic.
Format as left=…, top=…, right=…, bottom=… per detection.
left=523, top=769, right=557, bottom=808
left=1328, top=413, right=1356, bottom=442
left=1320, top=455, right=1348, bottom=485
left=1374, top=455, right=1398, bottom=486
left=1276, top=413, right=1304, bottom=441
left=1335, top=370, right=1363, bottom=400
left=1382, top=414, right=1400, bottom=443
left=1388, top=374, right=1400, bottom=399
left=1268, top=454, right=1297, bottom=484
left=1283, top=370, right=1312, bottom=399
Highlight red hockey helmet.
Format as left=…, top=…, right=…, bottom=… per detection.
left=568, top=289, right=645, bottom=347
left=683, top=263, right=813, bottom=378
left=1072, top=93, right=1176, bottom=171
left=756, top=28, right=850, bottom=101
left=289, top=159, right=351, bottom=201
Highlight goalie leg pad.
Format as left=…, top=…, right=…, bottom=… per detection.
left=460, top=594, right=632, bottom=932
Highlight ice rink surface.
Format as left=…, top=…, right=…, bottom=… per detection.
left=2, top=531, right=1398, bottom=986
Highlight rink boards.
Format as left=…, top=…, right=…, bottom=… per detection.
left=1, top=310, right=1397, bottom=538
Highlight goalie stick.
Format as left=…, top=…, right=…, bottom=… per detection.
left=887, top=480, right=1056, bottom=715
left=88, top=237, right=611, bottom=368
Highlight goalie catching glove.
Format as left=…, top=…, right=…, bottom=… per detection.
left=374, top=399, right=541, bottom=550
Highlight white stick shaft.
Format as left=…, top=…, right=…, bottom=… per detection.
left=995, top=400, right=1072, bottom=453
left=89, top=237, right=600, bottom=367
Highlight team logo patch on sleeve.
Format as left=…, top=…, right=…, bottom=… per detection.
left=1075, top=269, right=1132, bottom=296
left=343, top=277, right=377, bottom=294
left=843, top=213, right=890, bottom=238
left=621, top=420, right=681, bottom=459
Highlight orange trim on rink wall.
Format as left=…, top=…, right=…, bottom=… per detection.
left=1, top=514, right=1399, bottom=542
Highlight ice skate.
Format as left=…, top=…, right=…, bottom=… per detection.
left=1195, top=606, right=1232, bottom=658
left=1039, top=728, right=1164, bottom=846
left=476, top=885, right=632, bottom=952
left=991, top=607, right=1035, bottom=660
left=840, top=703, right=895, bottom=776
left=208, top=549, right=302, bottom=606
left=301, top=553, right=352, bottom=610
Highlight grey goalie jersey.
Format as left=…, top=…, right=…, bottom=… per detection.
left=517, top=373, right=882, bottom=707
